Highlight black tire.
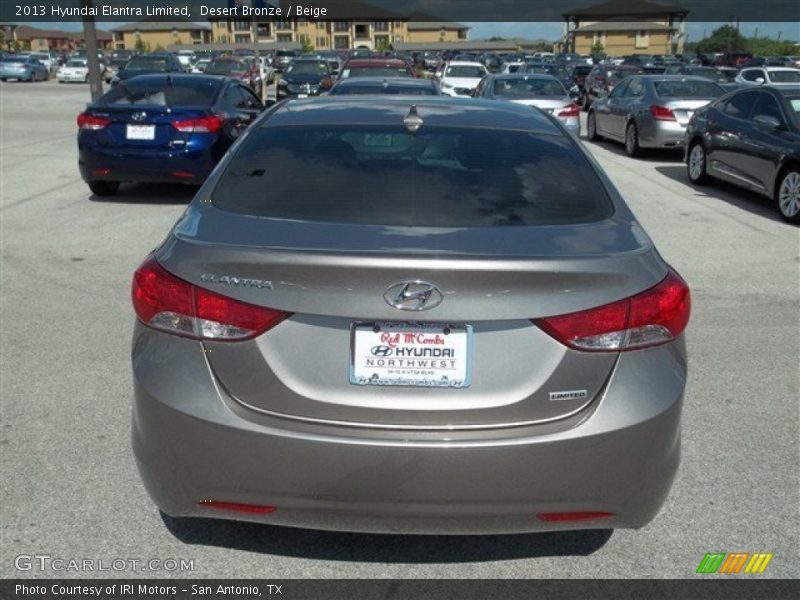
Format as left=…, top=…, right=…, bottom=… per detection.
left=88, top=181, right=119, bottom=197
left=1, top=78, right=6, bottom=82
left=687, top=140, right=711, bottom=186
left=776, top=167, right=800, bottom=224
left=624, top=121, right=641, bottom=157
left=586, top=111, right=600, bottom=141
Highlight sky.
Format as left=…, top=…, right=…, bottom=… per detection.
left=21, top=21, right=800, bottom=43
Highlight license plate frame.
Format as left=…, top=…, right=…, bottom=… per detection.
left=349, top=321, right=473, bottom=388
left=126, top=124, right=155, bottom=140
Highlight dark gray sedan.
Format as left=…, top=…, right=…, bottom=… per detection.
left=131, top=96, right=690, bottom=534
left=587, top=75, right=726, bottom=156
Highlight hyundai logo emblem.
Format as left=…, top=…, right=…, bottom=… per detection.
left=383, top=280, right=443, bottom=311
left=131, top=111, right=147, bottom=122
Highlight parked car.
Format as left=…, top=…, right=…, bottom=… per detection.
left=176, top=50, right=196, bottom=69
left=587, top=75, right=726, bottom=156
left=58, top=58, right=100, bottom=83
left=112, top=54, right=184, bottom=85
left=190, top=58, right=212, bottom=74
left=523, top=62, right=575, bottom=91
left=104, top=58, right=129, bottom=83
left=735, top=67, right=800, bottom=88
left=205, top=56, right=263, bottom=97
left=272, top=49, right=298, bottom=72
left=663, top=65, right=740, bottom=90
left=130, top=95, right=691, bottom=534
left=29, top=52, right=53, bottom=72
left=500, top=61, right=526, bottom=74
left=474, top=73, right=580, bottom=136
left=714, top=52, right=753, bottom=68
left=277, top=58, right=335, bottom=99
left=568, top=63, right=593, bottom=92
left=0, top=55, right=49, bottom=82
left=436, top=61, right=488, bottom=97
left=340, top=58, right=416, bottom=80
left=77, top=74, right=265, bottom=196
left=685, top=85, right=800, bottom=223
left=327, top=77, right=440, bottom=95
left=581, top=64, right=641, bottom=109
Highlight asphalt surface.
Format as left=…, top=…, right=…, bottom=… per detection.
left=1, top=79, right=798, bottom=579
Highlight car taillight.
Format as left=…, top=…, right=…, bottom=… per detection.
left=650, top=104, right=677, bottom=121
left=77, top=112, right=110, bottom=130
left=557, top=103, right=580, bottom=118
left=131, top=256, right=290, bottom=341
left=534, top=269, right=690, bottom=352
left=171, top=115, right=222, bottom=133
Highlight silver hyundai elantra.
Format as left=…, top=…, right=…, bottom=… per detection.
left=131, top=96, right=690, bottom=534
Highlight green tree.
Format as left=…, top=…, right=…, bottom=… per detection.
left=300, top=34, right=313, bottom=54
left=134, top=37, right=147, bottom=53
left=591, top=40, right=605, bottom=55
left=375, top=38, right=391, bottom=53
left=692, top=25, right=747, bottom=53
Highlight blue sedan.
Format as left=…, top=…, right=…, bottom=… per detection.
left=77, top=74, right=267, bottom=196
left=0, top=56, right=49, bottom=82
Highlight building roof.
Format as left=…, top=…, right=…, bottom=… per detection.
left=406, top=22, right=470, bottom=31
left=14, top=25, right=112, bottom=41
left=575, top=21, right=673, bottom=33
left=112, top=18, right=210, bottom=33
left=563, top=0, right=688, bottom=18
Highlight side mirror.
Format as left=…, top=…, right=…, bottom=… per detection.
left=753, top=114, right=781, bottom=129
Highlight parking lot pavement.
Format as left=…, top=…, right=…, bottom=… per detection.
left=1, top=80, right=798, bottom=579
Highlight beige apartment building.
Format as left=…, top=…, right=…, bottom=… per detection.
left=111, top=20, right=212, bottom=51
left=209, top=20, right=469, bottom=51
left=561, top=0, right=688, bottom=56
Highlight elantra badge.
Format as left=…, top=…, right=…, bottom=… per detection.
left=383, top=280, right=443, bottom=311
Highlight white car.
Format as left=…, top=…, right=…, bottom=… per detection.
left=500, top=61, right=526, bottom=74
left=176, top=51, right=195, bottom=69
left=735, top=66, right=800, bottom=87
left=30, top=52, right=53, bottom=72
left=436, top=61, right=487, bottom=97
left=57, top=58, right=91, bottom=83
left=190, top=58, right=211, bottom=74
left=258, top=57, right=276, bottom=84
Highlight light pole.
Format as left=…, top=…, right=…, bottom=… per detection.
left=81, top=0, right=103, bottom=101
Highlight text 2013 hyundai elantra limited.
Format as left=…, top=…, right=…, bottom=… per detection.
left=131, top=97, right=690, bottom=534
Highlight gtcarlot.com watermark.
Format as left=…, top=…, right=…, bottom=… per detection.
left=14, top=554, right=194, bottom=573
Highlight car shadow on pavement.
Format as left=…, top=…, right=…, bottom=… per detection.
left=88, top=182, right=197, bottom=205
left=160, top=513, right=612, bottom=562
left=581, top=138, right=685, bottom=163
left=654, top=166, right=785, bottom=224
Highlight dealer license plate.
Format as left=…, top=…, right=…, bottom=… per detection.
left=126, top=124, right=155, bottom=140
left=350, top=321, right=472, bottom=388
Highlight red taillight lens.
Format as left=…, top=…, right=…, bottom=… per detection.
left=650, top=104, right=677, bottom=121
left=535, top=269, right=690, bottom=352
left=198, top=501, right=277, bottom=515
left=536, top=511, right=614, bottom=522
left=557, top=102, right=581, bottom=118
left=131, top=256, right=290, bottom=341
left=77, top=112, right=110, bottom=130
left=171, top=115, right=222, bottom=133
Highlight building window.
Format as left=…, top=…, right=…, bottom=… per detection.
left=334, top=35, right=349, bottom=49
left=234, top=35, right=250, bottom=44
left=458, top=29, right=467, bottom=40
left=334, top=22, right=349, bottom=32
left=317, top=22, right=325, bottom=30
left=256, top=23, right=271, bottom=38
left=191, top=30, right=201, bottom=40
left=635, top=30, right=649, bottom=48
left=276, top=21, right=292, bottom=31
left=354, top=24, right=369, bottom=40
left=277, top=33, right=293, bottom=43
left=234, top=20, right=249, bottom=32
left=374, top=22, right=389, bottom=32
left=316, top=36, right=328, bottom=47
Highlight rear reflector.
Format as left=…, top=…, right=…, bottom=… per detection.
left=557, top=103, right=581, bottom=118
left=537, top=511, right=614, bottom=522
left=171, top=171, right=195, bottom=179
left=534, top=268, right=690, bottom=352
left=132, top=256, right=290, bottom=341
left=198, top=501, right=277, bottom=515
left=171, top=114, right=222, bottom=134
left=650, top=104, right=677, bottom=121
left=77, top=112, right=111, bottom=130
left=91, top=168, right=111, bottom=176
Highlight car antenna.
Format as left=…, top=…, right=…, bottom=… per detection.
left=403, top=105, right=423, bottom=134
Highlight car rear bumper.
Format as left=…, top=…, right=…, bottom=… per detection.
left=638, top=119, right=688, bottom=149
left=78, top=145, right=217, bottom=184
left=132, top=324, right=684, bottom=535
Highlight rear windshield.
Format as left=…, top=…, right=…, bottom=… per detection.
left=3, top=58, right=27, bottom=63
left=285, top=61, right=328, bottom=76
left=97, top=80, right=218, bottom=107
left=330, top=83, right=437, bottom=95
left=654, top=80, right=725, bottom=98
left=771, top=70, right=800, bottom=83
left=494, top=78, right=567, bottom=97
left=343, top=66, right=410, bottom=78
left=206, top=60, right=246, bottom=75
left=445, top=66, right=485, bottom=78
left=125, top=57, right=168, bottom=71
left=212, top=126, right=612, bottom=227
left=66, top=60, right=86, bottom=67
